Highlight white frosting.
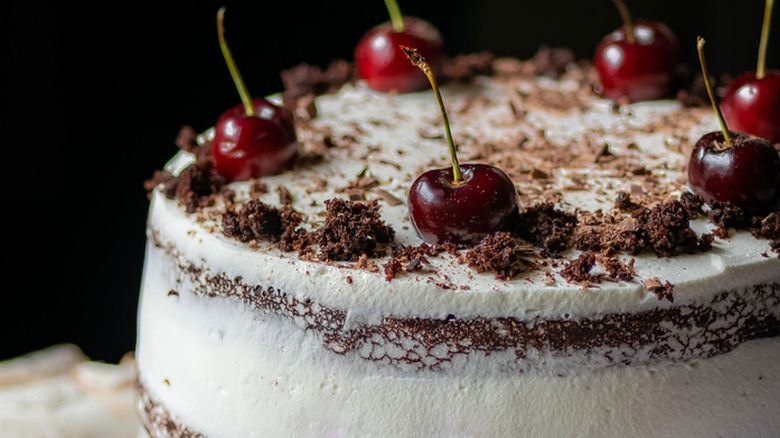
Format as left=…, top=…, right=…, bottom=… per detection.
left=137, top=74, right=780, bottom=436
left=137, top=245, right=780, bottom=436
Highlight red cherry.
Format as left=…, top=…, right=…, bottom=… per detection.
left=594, top=19, right=680, bottom=102
left=721, top=70, right=780, bottom=143
left=210, top=8, right=298, bottom=182
left=355, top=17, right=443, bottom=94
left=409, top=164, right=520, bottom=245
left=399, top=46, right=519, bottom=245
left=212, top=99, right=298, bottom=182
left=688, top=131, right=780, bottom=215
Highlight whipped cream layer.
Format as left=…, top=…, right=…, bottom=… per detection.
left=138, top=71, right=780, bottom=437
left=137, top=244, right=780, bottom=437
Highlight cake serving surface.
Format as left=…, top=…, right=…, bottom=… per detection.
left=137, top=48, right=780, bottom=437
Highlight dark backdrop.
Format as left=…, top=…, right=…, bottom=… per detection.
left=3, top=1, right=777, bottom=363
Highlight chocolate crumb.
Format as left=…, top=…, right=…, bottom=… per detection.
left=750, top=212, right=780, bottom=258
left=645, top=200, right=706, bottom=257
left=464, top=232, right=534, bottom=280
left=281, top=60, right=354, bottom=108
left=174, top=126, right=199, bottom=152
left=222, top=199, right=284, bottom=243
left=145, top=156, right=226, bottom=213
left=525, top=46, right=577, bottom=79
left=315, top=199, right=395, bottom=262
left=515, top=202, right=578, bottom=256
left=679, top=192, right=704, bottom=219
left=441, top=52, right=495, bottom=83
left=708, top=200, right=749, bottom=237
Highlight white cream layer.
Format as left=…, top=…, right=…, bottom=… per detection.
left=137, top=242, right=780, bottom=437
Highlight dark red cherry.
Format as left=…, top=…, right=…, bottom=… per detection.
left=355, top=17, right=443, bottom=94
left=211, top=99, right=298, bottom=182
left=721, top=70, right=780, bottom=143
left=408, top=164, right=520, bottom=245
left=688, top=131, right=780, bottom=215
left=594, top=19, right=680, bottom=102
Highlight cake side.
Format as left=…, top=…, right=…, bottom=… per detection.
left=135, top=240, right=780, bottom=436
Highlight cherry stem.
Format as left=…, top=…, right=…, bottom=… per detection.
left=757, top=0, right=774, bottom=79
left=401, top=46, right=463, bottom=183
left=611, top=0, right=636, bottom=45
left=697, top=37, right=733, bottom=147
left=384, top=0, right=405, bottom=33
left=217, top=7, right=255, bottom=117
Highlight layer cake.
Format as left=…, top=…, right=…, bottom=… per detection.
left=137, top=50, right=780, bottom=437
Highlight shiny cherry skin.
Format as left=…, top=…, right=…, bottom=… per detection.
left=408, top=163, right=520, bottom=245
left=594, top=19, right=680, bottom=102
left=688, top=131, right=780, bottom=215
left=211, top=99, right=298, bottom=182
left=721, top=70, right=780, bottom=143
left=355, top=17, right=443, bottom=94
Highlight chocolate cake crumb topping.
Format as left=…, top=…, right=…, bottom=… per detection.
left=645, top=199, right=708, bottom=257
left=464, top=232, right=534, bottom=280
left=281, top=60, right=354, bottom=108
left=441, top=52, right=495, bottom=83
left=750, top=212, right=780, bottom=258
left=574, top=197, right=712, bottom=258
left=524, top=46, right=577, bottom=79
left=315, top=199, right=395, bottom=262
left=515, top=202, right=578, bottom=256
left=708, top=200, right=749, bottom=237
left=222, top=199, right=306, bottom=253
left=145, top=156, right=226, bottom=213
left=222, top=199, right=284, bottom=243
left=278, top=207, right=310, bottom=253
left=174, top=126, right=199, bottom=152
left=679, top=192, right=704, bottom=219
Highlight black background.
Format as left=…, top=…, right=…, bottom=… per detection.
left=3, top=1, right=777, bottom=363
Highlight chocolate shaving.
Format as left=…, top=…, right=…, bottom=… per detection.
left=643, top=277, right=675, bottom=303
left=561, top=252, right=600, bottom=285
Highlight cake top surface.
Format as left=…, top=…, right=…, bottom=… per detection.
left=147, top=51, right=780, bottom=319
